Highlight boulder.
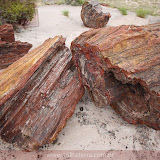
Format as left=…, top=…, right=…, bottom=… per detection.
left=81, top=0, right=111, bottom=28
left=71, top=23, right=160, bottom=130
left=0, top=36, right=84, bottom=151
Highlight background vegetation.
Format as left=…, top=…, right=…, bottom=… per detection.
left=0, top=0, right=36, bottom=25
left=64, top=0, right=86, bottom=6
left=1, top=0, right=158, bottom=26
left=136, top=8, right=152, bottom=18
left=99, top=0, right=160, bottom=16
left=62, top=10, right=69, bottom=17
left=118, top=7, right=128, bottom=15
left=38, top=0, right=160, bottom=16
left=38, top=0, right=86, bottom=6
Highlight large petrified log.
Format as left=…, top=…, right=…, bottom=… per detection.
left=71, top=23, right=160, bottom=130
left=81, top=0, right=111, bottom=29
left=0, top=36, right=84, bottom=151
left=0, top=24, right=32, bottom=69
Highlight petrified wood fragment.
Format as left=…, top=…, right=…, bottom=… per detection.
left=0, top=41, right=32, bottom=69
left=71, top=23, right=160, bottom=130
left=81, top=0, right=111, bottom=29
left=0, top=24, right=15, bottom=42
left=0, top=24, right=32, bottom=69
left=0, top=36, right=84, bottom=151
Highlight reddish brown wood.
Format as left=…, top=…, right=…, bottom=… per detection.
left=0, top=41, right=32, bottom=69
left=0, top=24, right=32, bottom=69
left=81, top=0, right=111, bottom=29
left=100, top=3, right=110, bottom=7
left=0, top=36, right=84, bottom=151
left=0, top=24, right=15, bottom=42
left=71, top=23, right=160, bottom=130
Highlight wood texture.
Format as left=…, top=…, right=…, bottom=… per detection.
left=81, top=0, right=111, bottom=29
left=0, top=36, right=84, bottom=151
left=0, top=24, right=32, bottom=69
left=71, top=23, right=160, bottom=130
left=0, top=24, right=15, bottom=42
left=0, top=41, right=32, bottom=69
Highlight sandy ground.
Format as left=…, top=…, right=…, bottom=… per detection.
left=1, top=5, right=160, bottom=160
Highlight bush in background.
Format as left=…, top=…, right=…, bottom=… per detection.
left=118, top=7, right=127, bottom=15
left=136, top=8, right=152, bottom=18
left=65, top=0, right=86, bottom=6
left=62, top=10, right=69, bottom=17
left=0, top=0, right=36, bottom=25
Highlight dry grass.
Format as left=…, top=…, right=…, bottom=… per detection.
left=118, top=7, right=128, bottom=15
left=62, top=10, right=69, bottom=17
left=136, top=8, right=152, bottom=18
left=99, top=0, right=160, bottom=16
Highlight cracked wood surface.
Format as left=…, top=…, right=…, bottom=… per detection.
left=71, top=23, right=160, bottom=130
left=81, top=0, right=111, bottom=29
left=0, top=36, right=84, bottom=151
left=0, top=24, right=32, bottom=69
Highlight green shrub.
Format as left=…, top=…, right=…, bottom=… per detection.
left=65, top=0, right=86, bottom=6
left=56, top=0, right=65, bottom=5
left=118, top=7, right=127, bottom=15
left=0, top=17, right=3, bottom=25
left=136, top=8, right=152, bottom=18
left=0, top=0, right=36, bottom=25
left=62, top=10, right=69, bottom=17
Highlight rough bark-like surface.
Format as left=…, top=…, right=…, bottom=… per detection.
left=71, top=23, right=160, bottom=130
left=81, top=0, right=111, bottom=29
left=0, top=41, right=32, bottom=69
left=0, top=24, right=32, bottom=69
left=0, top=36, right=84, bottom=151
left=0, top=24, right=15, bottom=42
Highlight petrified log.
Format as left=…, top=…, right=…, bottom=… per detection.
left=81, top=0, right=111, bottom=29
left=0, top=24, right=15, bottom=42
left=0, top=36, right=84, bottom=151
left=71, top=23, right=160, bottom=130
left=0, top=41, right=32, bottom=69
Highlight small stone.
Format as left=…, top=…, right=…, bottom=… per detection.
left=80, top=107, right=84, bottom=111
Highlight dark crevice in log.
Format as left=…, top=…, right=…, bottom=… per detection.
left=104, top=70, right=150, bottom=114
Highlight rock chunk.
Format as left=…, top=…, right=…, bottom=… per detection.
left=0, top=36, right=84, bottom=151
left=81, top=0, right=111, bottom=28
left=0, top=24, right=32, bottom=69
left=0, top=41, right=32, bottom=69
left=0, top=24, right=15, bottom=42
left=71, top=23, right=160, bottom=130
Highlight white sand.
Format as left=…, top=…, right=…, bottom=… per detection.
left=1, top=5, right=160, bottom=160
